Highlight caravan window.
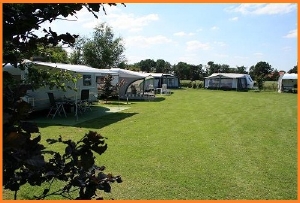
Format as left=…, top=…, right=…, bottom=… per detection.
left=83, top=75, right=92, bottom=86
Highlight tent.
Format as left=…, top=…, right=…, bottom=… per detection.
left=204, top=73, right=254, bottom=91
left=278, top=73, right=297, bottom=93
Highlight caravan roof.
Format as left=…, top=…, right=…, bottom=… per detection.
left=33, top=61, right=113, bottom=74
left=282, top=73, right=297, bottom=80
left=206, top=73, right=250, bottom=79
left=110, top=68, right=146, bottom=79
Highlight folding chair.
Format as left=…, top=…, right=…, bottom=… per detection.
left=77, top=89, right=92, bottom=113
left=47, top=92, right=66, bottom=119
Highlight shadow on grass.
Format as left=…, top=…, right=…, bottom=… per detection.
left=28, top=105, right=135, bottom=128
left=101, top=96, right=166, bottom=105
left=74, top=112, right=137, bottom=129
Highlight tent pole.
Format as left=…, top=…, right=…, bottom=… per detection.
left=74, top=80, right=78, bottom=121
left=118, top=74, right=120, bottom=108
left=142, top=78, right=145, bottom=96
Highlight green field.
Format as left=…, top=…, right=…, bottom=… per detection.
left=3, top=89, right=298, bottom=200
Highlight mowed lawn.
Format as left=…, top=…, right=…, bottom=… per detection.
left=5, top=89, right=298, bottom=200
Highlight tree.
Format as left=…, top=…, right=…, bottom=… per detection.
left=288, top=65, right=297, bottom=73
left=173, top=62, right=190, bottom=80
left=138, top=59, right=156, bottom=72
left=80, top=23, right=125, bottom=68
left=155, top=59, right=166, bottom=73
left=249, top=61, right=273, bottom=90
left=3, top=3, right=125, bottom=200
left=219, top=64, right=230, bottom=73
left=31, top=44, right=70, bottom=63
left=236, top=65, right=248, bottom=74
left=206, top=61, right=220, bottom=75
left=268, top=69, right=280, bottom=81
left=99, top=74, right=114, bottom=103
left=69, top=37, right=87, bottom=65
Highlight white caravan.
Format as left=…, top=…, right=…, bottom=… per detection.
left=3, top=61, right=119, bottom=111
left=278, top=73, right=297, bottom=93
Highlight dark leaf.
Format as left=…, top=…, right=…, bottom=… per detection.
left=116, top=176, right=123, bottom=183
left=46, top=138, right=59, bottom=144
left=80, top=150, right=95, bottom=171
left=103, top=182, right=111, bottom=193
left=25, top=155, right=46, bottom=167
left=43, top=188, right=50, bottom=195
left=20, top=122, right=39, bottom=133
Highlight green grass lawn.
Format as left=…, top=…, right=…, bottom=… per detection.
left=4, top=89, right=298, bottom=200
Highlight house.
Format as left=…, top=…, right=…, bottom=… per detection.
left=204, top=73, right=254, bottom=91
left=278, top=73, right=297, bottom=93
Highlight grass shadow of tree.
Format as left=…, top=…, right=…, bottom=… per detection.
left=74, top=112, right=137, bottom=129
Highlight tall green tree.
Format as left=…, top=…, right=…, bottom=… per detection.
left=69, top=37, right=87, bottom=65
left=174, top=62, right=190, bottom=80
left=138, top=59, right=156, bottom=72
left=249, top=61, right=273, bottom=90
left=3, top=3, right=124, bottom=200
left=80, top=23, right=125, bottom=68
left=206, top=61, right=220, bottom=75
left=155, top=59, right=166, bottom=73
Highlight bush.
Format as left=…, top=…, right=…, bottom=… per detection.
left=263, top=81, right=278, bottom=91
left=180, top=80, right=204, bottom=88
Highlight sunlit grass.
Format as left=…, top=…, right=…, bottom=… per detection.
left=4, top=89, right=297, bottom=200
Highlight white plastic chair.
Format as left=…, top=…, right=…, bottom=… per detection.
left=161, top=84, right=171, bottom=95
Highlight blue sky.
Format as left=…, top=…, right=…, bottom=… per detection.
left=38, top=3, right=297, bottom=72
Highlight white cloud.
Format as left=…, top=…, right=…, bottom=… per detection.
left=173, top=32, right=195, bottom=36
left=186, top=40, right=211, bottom=51
left=254, top=52, right=263, bottom=57
left=214, top=41, right=226, bottom=47
left=234, top=56, right=249, bottom=59
left=229, top=17, right=239, bottom=21
left=226, top=3, right=296, bottom=15
left=80, top=8, right=159, bottom=33
left=109, top=13, right=159, bottom=32
left=283, top=29, right=297, bottom=38
left=282, top=46, right=291, bottom=51
left=177, top=55, right=196, bottom=64
left=215, top=54, right=229, bottom=58
left=125, top=35, right=173, bottom=48
left=211, top=26, right=219, bottom=30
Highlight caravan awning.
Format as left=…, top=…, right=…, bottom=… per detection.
left=32, top=61, right=107, bottom=73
